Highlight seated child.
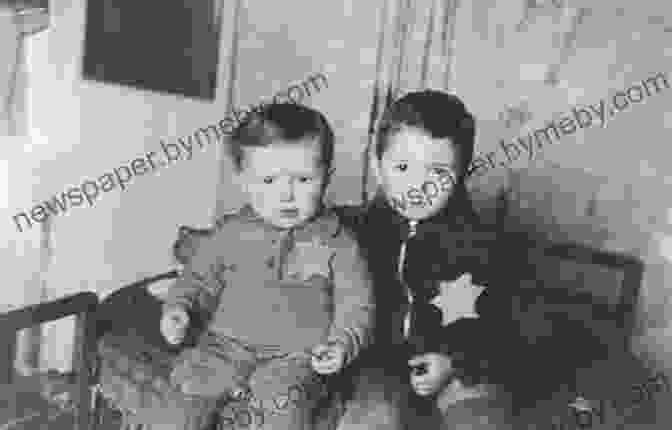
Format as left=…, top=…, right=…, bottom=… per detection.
left=338, top=90, right=625, bottom=429
left=357, top=90, right=524, bottom=428
left=160, top=102, right=374, bottom=430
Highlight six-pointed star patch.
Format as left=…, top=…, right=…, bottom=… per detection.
left=430, top=273, right=486, bottom=326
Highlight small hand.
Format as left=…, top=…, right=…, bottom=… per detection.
left=408, top=353, right=454, bottom=396
left=230, top=385, right=252, bottom=402
left=311, top=342, right=347, bottom=375
left=160, top=305, right=190, bottom=345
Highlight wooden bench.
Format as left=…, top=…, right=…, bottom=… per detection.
left=0, top=291, right=99, bottom=430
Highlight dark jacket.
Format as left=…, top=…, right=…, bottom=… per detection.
left=336, top=190, right=521, bottom=378
left=335, top=188, right=615, bottom=408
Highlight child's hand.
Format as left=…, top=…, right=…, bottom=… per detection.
left=310, top=341, right=347, bottom=375
left=408, top=353, right=454, bottom=396
left=160, top=305, right=190, bottom=345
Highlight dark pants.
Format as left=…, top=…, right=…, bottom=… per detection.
left=337, top=342, right=513, bottom=430
left=335, top=343, right=427, bottom=430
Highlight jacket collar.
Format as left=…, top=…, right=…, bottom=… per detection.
left=365, top=187, right=480, bottom=239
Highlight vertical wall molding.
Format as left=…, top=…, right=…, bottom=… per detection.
left=214, top=0, right=242, bottom=221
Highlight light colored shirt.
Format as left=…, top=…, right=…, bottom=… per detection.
left=163, top=205, right=375, bottom=365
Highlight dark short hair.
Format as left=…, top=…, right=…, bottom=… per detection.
left=228, top=103, right=334, bottom=172
left=375, top=90, right=475, bottom=184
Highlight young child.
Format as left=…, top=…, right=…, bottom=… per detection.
left=337, top=90, right=623, bottom=430
left=356, top=90, right=523, bottom=429
left=160, top=102, right=374, bottom=430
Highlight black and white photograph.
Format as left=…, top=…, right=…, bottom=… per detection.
left=1, top=1, right=672, bottom=429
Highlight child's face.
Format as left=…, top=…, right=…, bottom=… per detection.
left=375, top=127, right=460, bottom=220
left=237, top=139, right=328, bottom=229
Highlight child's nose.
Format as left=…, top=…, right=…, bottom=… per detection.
left=279, top=179, right=295, bottom=202
left=408, top=171, right=428, bottom=188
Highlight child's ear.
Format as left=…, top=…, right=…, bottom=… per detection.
left=321, top=167, right=335, bottom=191
left=232, top=166, right=248, bottom=192
left=368, top=145, right=383, bottom=187
left=325, top=167, right=335, bottom=182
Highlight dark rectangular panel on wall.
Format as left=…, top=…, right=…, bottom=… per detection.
left=82, top=0, right=221, bottom=100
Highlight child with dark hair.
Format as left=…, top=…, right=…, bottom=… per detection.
left=333, top=90, right=528, bottom=429
left=161, top=102, right=374, bottom=430
left=334, top=90, right=620, bottom=430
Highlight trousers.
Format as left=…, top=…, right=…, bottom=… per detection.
left=170, top=331, right=325, bottom=430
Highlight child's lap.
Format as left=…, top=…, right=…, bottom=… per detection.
left=170, top=333, right=255, bottom=388
left=172, top=333, right=322, bottom=403
left=438, top=393, right=515, bottom=430
left=337, top=345, right=519, bottom=430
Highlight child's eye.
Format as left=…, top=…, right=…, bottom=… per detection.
left=263, top=177, right=274, bottom=184
left=297, top=176, right=313, bottom=183
left=395, top=163, right=408, bottom=172
left=431, top=168, right=450, bottom=176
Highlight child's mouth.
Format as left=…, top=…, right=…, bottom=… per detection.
left=280, top=208, right=299, bottom=218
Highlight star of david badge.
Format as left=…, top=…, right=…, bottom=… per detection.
left=287, top=237, right=333, bottom=281
left=430, top=273, right=485, bottom=326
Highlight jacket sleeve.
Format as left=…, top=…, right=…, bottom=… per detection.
left=327, top=230, right=375, bottom=366
left=162, top=233, right=225, bottom=318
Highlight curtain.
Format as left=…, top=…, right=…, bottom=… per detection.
left=214, top=0, right=242, bottom=220
left=361, top=0, right=462, bottom=202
